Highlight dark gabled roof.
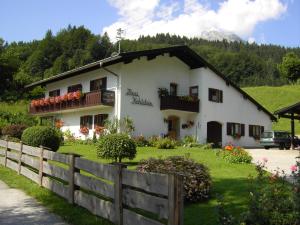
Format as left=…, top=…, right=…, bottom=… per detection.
left=274, top=101, right=300, bottom=119
left=25, top=45, right=276, bottom=121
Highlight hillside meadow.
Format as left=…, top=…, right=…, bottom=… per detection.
left=243, top=84, right=300, bottom=134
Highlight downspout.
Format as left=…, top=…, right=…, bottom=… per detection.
left=99, top=62, right=120, bottom=119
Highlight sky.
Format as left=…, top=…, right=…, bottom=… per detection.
left=0, top=0, right=299, bottom=47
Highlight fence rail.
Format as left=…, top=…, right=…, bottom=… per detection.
left=0, top=139, right=183, bottom=225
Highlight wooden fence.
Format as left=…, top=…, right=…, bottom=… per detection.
left=0, top=139, right=184, bottom=225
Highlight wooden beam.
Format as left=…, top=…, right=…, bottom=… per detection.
left=291, top=113, right=295, bottom=150
left=278, top=114, right=300, bottom=120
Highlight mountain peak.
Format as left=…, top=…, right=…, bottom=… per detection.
left=200, top=30, right=242, bottom=42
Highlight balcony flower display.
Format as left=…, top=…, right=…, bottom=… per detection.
left=80, top=126, right=89, bottom=136
left=44, top=98, right=50, bottom=105
left=67, top=92, right=75, bottom=101
left=49, top=97, right=55, bottom=104
left=74, top=90, right=82, bottom=100
left=54, top=96, right=61, bottom=104
left=62, top=94, right=68, bottom=101
left=39, top=99, right=45, bottom=106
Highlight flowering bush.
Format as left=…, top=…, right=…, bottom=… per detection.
left=217, top=144, right=252, bottom=164
left=155, top=137, right=176, bottom=149
left=216, top=160, right=300, bottom=225
left=79, top=126, right=89, bottom=136
left=133, top=135, right=149, bottom=147
left=137, top=156, right=212, bottom=202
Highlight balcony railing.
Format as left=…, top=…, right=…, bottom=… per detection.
left=160, top=95, right=199, bottom=113
left=29, top=90, right=115, bottom=115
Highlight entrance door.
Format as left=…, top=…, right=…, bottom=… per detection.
left=167, top=116, right=179, bottom=139
left=207, top=121, right=222, bottom=148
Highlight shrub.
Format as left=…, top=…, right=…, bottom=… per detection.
left=182, top=135, right=203, bottom=148
left=2, top=124, right=28, bottom=139
left=148, top=135, right=159, bottom=147
left=21, top=126, right=63, bottom=151
left=137, top=156, right=212, bottom=202
left=133, top=135, right=149, bottom=147
left=155, top=137, right=176, bottom=149
left=97, top=134, right=136, bottom=162
left=217, top=145, right=252, bottom=164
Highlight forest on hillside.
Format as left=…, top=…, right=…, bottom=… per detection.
left=1, top=25, right=300, bottom=101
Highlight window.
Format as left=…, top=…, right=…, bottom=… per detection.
left=49, top=89, right=60, bottom=97
left=68, top=84, right=82, bottom=93
left=94, top=114, right=108, bottom=127
left=170, top=83, right=177, bottom=96
left=190, top=86, right=198, bottom=98
left=208, top=88, right=223, bottom=103
left=249, top=125, right=264, bottom=138
left=227, top=122, right=245, bottom=136
left=80, top=115, right=93, bottom=129
left=90, top=77, right=107, bottom=92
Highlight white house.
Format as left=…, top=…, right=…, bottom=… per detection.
left=26, top=46, right=276, bottom=147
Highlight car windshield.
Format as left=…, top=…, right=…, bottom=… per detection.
left=261, top=132, right=273, bottom=138
left=274, top=132, right=289, bottom=138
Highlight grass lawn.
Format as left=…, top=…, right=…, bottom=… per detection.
left=58, top=144, right=258, bottom=225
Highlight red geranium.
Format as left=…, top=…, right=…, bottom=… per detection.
left=62, top=94, right=68, bottom=101
left=95, top=125, right=105, bottom=135
left=39, top=99, right=45, bottom=106
left=55, top=96, right=60, bottom=104
left=74, top=91, right=81, bottom=100
left=49, top=97, right=55, bottom=104
left=80, top=126, right=89, bottom=135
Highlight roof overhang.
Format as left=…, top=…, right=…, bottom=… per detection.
left=274, top=101, right=300, bottom=120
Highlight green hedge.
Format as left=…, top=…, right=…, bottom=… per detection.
left=21, top=126, right=63, bottom=152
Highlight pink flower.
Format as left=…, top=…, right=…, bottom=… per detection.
left=290, top=165, right=298, bottom=172
left=262, top=157, right=268, bottom=163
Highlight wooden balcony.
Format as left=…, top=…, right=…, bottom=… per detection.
left=29, top=90, right=115, bottom=115
left=160, top=95, right=199, bottom=113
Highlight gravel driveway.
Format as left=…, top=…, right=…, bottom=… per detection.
left=246, top=148, right=300, bottom=181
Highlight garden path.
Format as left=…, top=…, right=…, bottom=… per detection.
left=0, top=179, right=67, bottom=225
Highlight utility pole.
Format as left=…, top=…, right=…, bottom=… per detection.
left=116, top=28, right=124, bottom=54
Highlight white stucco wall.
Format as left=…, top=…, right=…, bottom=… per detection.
left=191, top=67, right=272, bottom=147
left=38, top=54, right=273, bottom=147
left=119, top=54, right=195, bottom=138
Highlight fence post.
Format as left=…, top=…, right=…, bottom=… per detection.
left=17, top=141, right=23, bottom=175
left=114, top=163, right=127, bottom=225
left=38, top=146, right=44, bottom=187
left=68, top=153, right=80, bottom=204
left=4, top=137, right=8, bottom=167
left=168, top=173, right=184, bottom=225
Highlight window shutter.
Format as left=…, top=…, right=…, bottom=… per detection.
left=249, top=125, right=253, bottom=137
left=227, top=123, right=231, bottom=135
left=208, top=89, right=212, bottom=101
left=88, top=116, right=93, bottom=129
left=260, top=126, right=264, bottom=134
left=220, top=90, right=223, bottom=103
left=241, top=124, right=245, bottom=136
left=80, top=117, right=83, bottom=127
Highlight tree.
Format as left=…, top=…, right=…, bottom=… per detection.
left=278, top=52, right=300, bottom=83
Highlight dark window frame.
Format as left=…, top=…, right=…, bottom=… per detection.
left=189, top=86, right=199, bottom=98
left=80, top=115, right=93, bottom=129
left=90, top=77, right=107, bottom=92
left=94, top=114, right=108, bottom=127
left=227, top=122, right=245, bottom=136
left=170, top=83, right=178, bottom=96
left=68, top=84, right=82, bottom=93
left=208, top=88, right=223, bottom=103
left=49, top=89, right=60, bottom=97
left=249, top=125, right=264, bottom=137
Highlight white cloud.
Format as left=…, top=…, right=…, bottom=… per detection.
left=103, top=0, right=287, bottom=41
